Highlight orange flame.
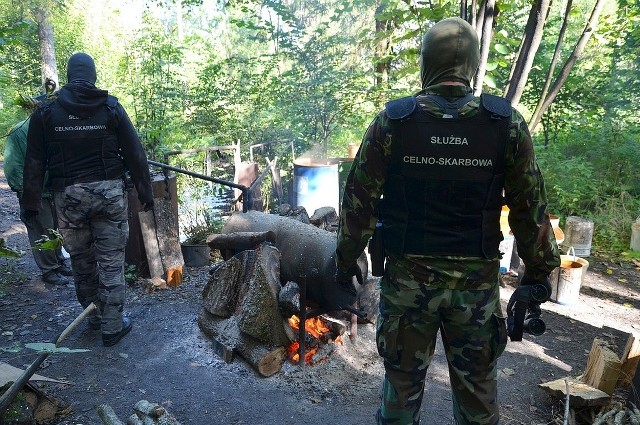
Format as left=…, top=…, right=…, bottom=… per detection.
left=287, top=315, right=339, bottom=365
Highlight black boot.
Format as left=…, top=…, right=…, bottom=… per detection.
left=102, top=317, right=133, bottom=347
left=42, top=271, right=71, bottom=286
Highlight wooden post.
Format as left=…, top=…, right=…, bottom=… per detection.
left=266, top=156, right=282, bottom=207
left=138, top=210, right=164, bottom=279
left=205, top=149, right=212, bottom=177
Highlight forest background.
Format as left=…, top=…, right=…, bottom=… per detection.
left=0, top=0, right=639, bottom=258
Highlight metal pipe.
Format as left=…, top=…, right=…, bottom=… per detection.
left=147, top=160, right=249, bottom=213
left=341, top=305, right=372, bottom=324
left=298, top=275, right=307, bottom=368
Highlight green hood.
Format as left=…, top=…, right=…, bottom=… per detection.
left=420, top=17, right=480, bottom=89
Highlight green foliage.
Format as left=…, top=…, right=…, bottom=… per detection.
left=32, top=229, right=63, bottom=251
left=0, top=238, right=21, bottom=258
left=537, top=147, right=598, bottom=215
left=1, top=0, right=638, bottom=259
left=25, top=342, right=90, bottom=354
left=124, top=264, right=138, bottom=284
left=180, top=178, right=229, bottom=244
left=536, top=118, right=640, bottom=255
left=182, top=203, right=226, bottom=244
left=591, top=192, right=640, bottom=254
left=120, top=12, right=186, bottom=158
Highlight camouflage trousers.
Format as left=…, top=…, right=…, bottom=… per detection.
left=376, top=273, right=507, bottom=425
left=54, top=180, right=129, bottom=335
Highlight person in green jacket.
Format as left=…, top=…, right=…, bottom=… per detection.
left=4, top=108, right=72, bottom=286
left=335, top=17, right=560, bottom=424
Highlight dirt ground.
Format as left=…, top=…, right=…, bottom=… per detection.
left=1, top=163, right=640, bottom=425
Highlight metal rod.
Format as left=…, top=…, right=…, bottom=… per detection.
left=248, top=163, right=272, bottom=194
left=298, top=275, right=306, bottom=368
left=341, top=305, right=372, bottom=324
left=147, top=160, right=249, bottom=213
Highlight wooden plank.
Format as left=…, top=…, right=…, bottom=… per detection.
left=153, top=196, right=184, bottom=286
left=538, top=377, right=611, bottom=407
left=619, top=332, right=640, bottom=388
left=138, top=210, right=164, bottom=279
left=581, top=338, right=621, bottom=395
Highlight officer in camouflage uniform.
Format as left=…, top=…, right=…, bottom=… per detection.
left=335, top=17, right=560, bottom=424
left=22, top=52, right=154, bottom=347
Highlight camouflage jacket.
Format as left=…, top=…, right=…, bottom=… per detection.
left=336, top=84, right=560, bottom=289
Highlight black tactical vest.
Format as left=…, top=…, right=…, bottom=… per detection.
left=41, top=96, right=124, bottom=190
left=381, top=94, right=511, bottom=258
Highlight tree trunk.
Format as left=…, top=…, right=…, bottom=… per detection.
left=503, top=0, right=550, bottom=105
left=473, top=0, right=496, bottom=96
left=528, top=0, right=607, bottom=132
left=470, top=0, right=478, bottom=27
left=374, top=3, right=392, bottom=88
left=474, top=0, right=486, bottom=39
left=528, top=0, right=573, bottom=131
left=33, top=2, right=59, bottom=89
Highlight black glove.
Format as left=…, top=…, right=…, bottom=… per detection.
left=143, top=200, right=154, bottom=212
left=24, top=209, right=39, bottom=221
left=334, top=266, right=363, bottom=297
left=519, top=274, right=552, bottom=303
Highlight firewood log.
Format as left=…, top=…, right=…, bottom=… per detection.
left=198, top=311, right=287, bottom=377
left=95, top=404, right=125, bottom=425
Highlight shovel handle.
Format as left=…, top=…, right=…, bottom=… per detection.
left=0, top=303, right=97, bottom=414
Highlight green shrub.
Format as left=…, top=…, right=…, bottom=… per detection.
left=535, top=121, right=640, bottom=258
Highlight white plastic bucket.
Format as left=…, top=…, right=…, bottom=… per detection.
left=498, top=234, right=514, bottom=274
left=631, top=221, right=640, bottom=251
left=549, top=247, right=586, bottom=305
left=560, top=216, right=594, bottom=257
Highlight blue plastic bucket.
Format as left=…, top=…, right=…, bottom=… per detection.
left=293, top=158, right=339, bottom=215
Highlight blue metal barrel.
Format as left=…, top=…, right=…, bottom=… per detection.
left=293, top=158, right=339, bottom=215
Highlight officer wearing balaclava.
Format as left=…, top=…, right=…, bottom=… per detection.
left=336, top=17, right=559, bottom=424
left=23, top=52, right=155, bottom=347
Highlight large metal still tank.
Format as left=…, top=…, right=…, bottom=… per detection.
left=293, top=158, right=340, bottom=215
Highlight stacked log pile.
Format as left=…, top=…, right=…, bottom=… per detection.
left=198, top=209, right=379, bottom=377
left=197, top=242, right=295, bottom=377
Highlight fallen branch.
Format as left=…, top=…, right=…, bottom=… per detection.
left=0, top=303, right=97, bottom=414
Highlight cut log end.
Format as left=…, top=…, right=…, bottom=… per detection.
left=257, top=346, right=287, bottom=377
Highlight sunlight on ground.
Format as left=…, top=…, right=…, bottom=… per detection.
left=504, top=339, right=573, bottom=372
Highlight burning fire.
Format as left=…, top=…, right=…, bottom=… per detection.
left=287, top=315, right=343, bottom=365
